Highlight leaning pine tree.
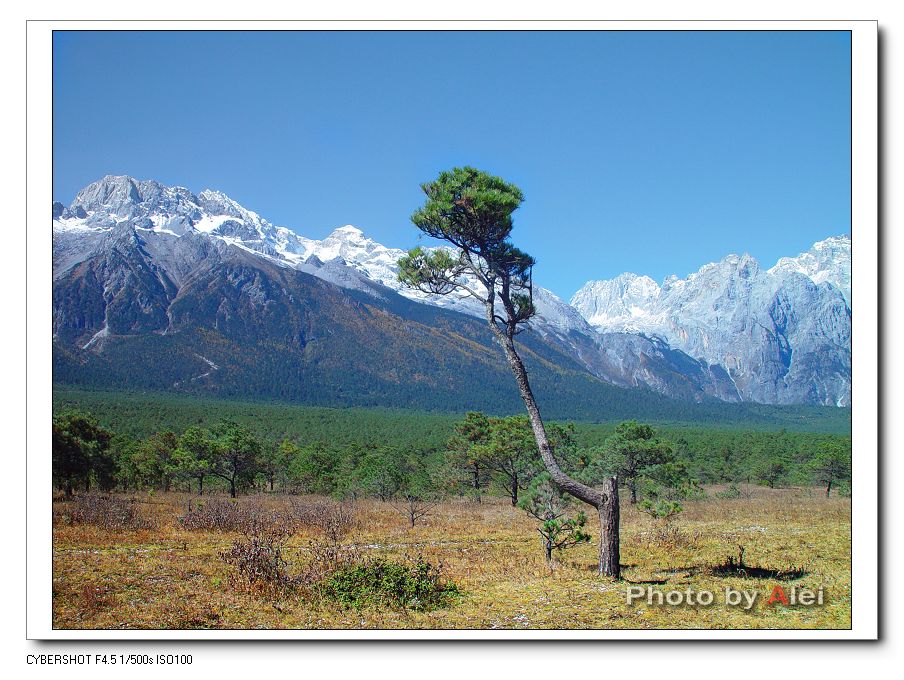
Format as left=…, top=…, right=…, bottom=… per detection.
left=397, top=166, right=620, bottom=577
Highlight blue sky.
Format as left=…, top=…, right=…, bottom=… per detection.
left=53, top=30, right=851, bottom=300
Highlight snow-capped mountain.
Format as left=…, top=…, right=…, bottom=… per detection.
left=571, top=238, right=852, bottom=406
left=53, top=176, right=605, bottom=340
left=768, top=235, right=851, bottom=304
left=569, top=273, right=661, bottom=333
left=52, top=175, right=851, bottom=407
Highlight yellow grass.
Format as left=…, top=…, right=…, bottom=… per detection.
left=51, top=487, right=851, bottom=630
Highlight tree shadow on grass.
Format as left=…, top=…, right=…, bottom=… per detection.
left=707, top=547, right=808, bottom=581
left=573, top=562, right=639, bottom=572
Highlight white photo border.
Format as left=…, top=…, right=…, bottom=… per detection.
left=26, top=19, right=879, bottom=640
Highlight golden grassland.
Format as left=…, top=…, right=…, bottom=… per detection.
left=52, top=487, right=851, bottom=630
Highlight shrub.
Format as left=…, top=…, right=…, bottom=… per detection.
left=289, top=499, right=361, bottom=591
left=290, top=498, right=357, bottom=544
left=639, top=491, right=692, bottom=547
left=57, top=494, right=154, bottom=531
left=639, top=497, right=683, bottom=521
left=178, top=498, right=297, bottom=537
left=215, top=501, right=300, bottom=598
left=178, top=498, right=245, bottom=532
left=518, top=473, right=591, bottom=563
left=295, top=539, right=361, bottom=590
left=219, top=533, right=294, bottom=598
left=321, top=555, right=459, bottom=611
left=715, top=483, right=743, bottom=499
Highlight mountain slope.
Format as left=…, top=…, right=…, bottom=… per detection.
left=571, top=239, right=852, bottom=406
left=52, top=176, right=743, bottom=405
left=52, top=175, right=850, bottom=408
left=51, top=226, right=735, bottom=420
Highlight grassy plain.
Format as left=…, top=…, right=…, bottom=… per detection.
left=52, top=486, right=850, bottom=630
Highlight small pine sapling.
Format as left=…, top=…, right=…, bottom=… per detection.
left=638, top=480, right=687, bottom=545
left=638, top=478, right=684, bottom=521
left=518, top=473, right=591, bottom=563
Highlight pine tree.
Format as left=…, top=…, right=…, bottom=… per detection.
left=398, top=166, right=620, bottom=577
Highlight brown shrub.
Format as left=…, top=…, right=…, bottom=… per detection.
left=56, top=494, right=155, bottom=531
left=178, top=497, right=297, bottom=537
left=289, top=498, right=358, bottom=544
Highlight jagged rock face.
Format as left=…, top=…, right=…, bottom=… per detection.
left=571, top=239, right=852, bottom=406
left=567, top=331, right=741, bottom=403
left=52, top=175, right=850, bottom=407
left=569, top=273, right=661, bottom=331
left=769, top=235, right=851, bottom=304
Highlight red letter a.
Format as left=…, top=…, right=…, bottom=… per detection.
left=767, top=585, right=789, bottom=605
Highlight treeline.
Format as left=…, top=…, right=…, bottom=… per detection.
left=53, top=410, right=445, bottom=500
left=53, top=406, right=852, bottom=503
left=570, top=423, right=853, bottom=488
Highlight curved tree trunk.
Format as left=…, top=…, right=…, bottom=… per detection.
left=495, top=330, right=620, bottom=578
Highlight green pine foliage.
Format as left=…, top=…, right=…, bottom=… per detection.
left=52, top=389, right=851, bottom=499
left=518, top=472, right=592, bottom=562
left=52, top=410, right=114, bottom=495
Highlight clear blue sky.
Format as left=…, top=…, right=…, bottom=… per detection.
left=53, top=30, right=851, bottom=300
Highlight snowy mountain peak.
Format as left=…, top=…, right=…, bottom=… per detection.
left=569, top=273, right=660, bottom=331
left=570, top=236, right=851, bottom=405
left=51, top=177, right=851, bottom=407
left=768, top=235, right=851, bottom=303
left=328, top=225, right=365, bottom=238
left=814, top=234, right=851, bottom=251
left=574, top=237, right=848, bottom=334
left=74, top=174, right=143, bottom=204
left=196, top=189, right=246, bottom=219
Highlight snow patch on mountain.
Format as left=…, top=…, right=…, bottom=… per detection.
left=570, top=238, right=851, bottom=405
left=569, top=273, right=661, bottom=332
left=768, top=235, right=851, bottom=304
left=53, top=177, right=581, bottom=333
left=53, top=176, right=851, bottom=406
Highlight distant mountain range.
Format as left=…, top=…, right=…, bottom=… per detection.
left=571, top=236, right=851, bottom=406
left=52, top=176, right=851, bottom=413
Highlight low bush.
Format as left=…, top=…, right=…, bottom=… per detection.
left=179, top=498, right=297, bottom=537
left=56, top=494, right=154, bottom=531
left=215, top=501, right=300, bottom=598
left=290, top=498, right=357, bottom=543
left=715, top=483, right=744, bottom=499
left=320, top=555, right=459, bottom=611
left=178, top=498, right=244, bottom=532
left=219, top=534, right=294, bottom=598
left=209, top=498, right=458, bottom=609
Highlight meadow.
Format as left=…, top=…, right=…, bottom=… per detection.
left=52, top=486, right=851, bottom=630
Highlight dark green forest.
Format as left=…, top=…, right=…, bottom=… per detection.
left=53, top=388, right=852, bottom=501
left=54, top=387, right=850, bottom=439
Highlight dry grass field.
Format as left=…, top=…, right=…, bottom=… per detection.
left=52, top=486, right=851, bottom=630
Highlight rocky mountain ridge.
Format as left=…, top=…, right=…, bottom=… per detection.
left=52, top=175, right=851, bottom=407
